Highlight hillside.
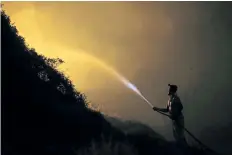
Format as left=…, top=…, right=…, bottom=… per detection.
left=1, top=10, right=214, bottom=155
left=1, top=9, right=120, bottom=155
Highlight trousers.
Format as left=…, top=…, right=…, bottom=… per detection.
left=172, top=115, right=187, bottom=147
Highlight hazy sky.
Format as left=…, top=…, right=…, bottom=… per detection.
left=3, top=2, right=232, bottom=153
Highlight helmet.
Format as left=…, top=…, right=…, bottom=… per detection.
left=168, top=84, right=178, bottom=95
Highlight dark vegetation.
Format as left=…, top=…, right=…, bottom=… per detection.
left=1, top=10, right=216, bottom=155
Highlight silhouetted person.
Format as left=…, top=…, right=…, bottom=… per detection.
left=153, top=84, right=187, bottom=147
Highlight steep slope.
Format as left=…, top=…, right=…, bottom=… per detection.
left=1, top=10, right=117, bottom=155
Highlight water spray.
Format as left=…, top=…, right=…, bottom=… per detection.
left=112, top=71, right=154, bottom=108
left=69, top=51, right=154, bottom=108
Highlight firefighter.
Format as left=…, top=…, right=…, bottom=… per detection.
left=153, top=84, right=187, bottom=147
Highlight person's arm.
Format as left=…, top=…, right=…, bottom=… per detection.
left=153, top=105, right=169, bottom=113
